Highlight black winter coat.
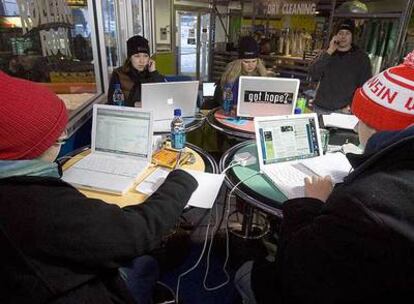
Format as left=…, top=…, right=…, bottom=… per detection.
left=309, top=46, right=372, bottom=110
left=253, top=128, right=414, bottom=304
left=0, top=169, right=197, bottom=303
left=108, top=67, right=165, bottom=107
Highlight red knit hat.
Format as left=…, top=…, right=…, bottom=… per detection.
left=0, top=72, right=68, bottom=160
left=351, top=50, right=414, bottom=131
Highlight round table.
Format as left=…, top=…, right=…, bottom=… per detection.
left=219, top=125, right=359, bottom=238
left=220, top=141, right=285, bottom=218
left=206, top=107, right=255, bottom=140
left=61, top=143, right=218, bottom=207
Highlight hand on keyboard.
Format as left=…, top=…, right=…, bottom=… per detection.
left=304, top=176, right=333, bottom=202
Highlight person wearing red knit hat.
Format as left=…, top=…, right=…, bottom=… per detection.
left=0, top=71, right=198, bottom=303
left=235, top=51, right=414, bottom=304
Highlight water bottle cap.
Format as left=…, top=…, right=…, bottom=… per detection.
left=174, top=108, right=181, bottom=116
left=294, top=108, right=302, bottom=114
left=114, top=83, right=121, bottom=89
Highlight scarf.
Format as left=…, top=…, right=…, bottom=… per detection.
left=0, top=159, right=60, bottom=179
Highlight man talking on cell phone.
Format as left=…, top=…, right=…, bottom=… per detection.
left=309, top=19, right=372, bottom=114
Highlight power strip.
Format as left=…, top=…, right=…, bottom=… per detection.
left=234, top=152, right=257, bottom=166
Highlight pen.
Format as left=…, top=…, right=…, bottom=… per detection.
left=174, top=150, right=183, bottom=169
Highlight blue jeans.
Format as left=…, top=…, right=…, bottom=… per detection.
left=119, top=255, right=160, bottom=304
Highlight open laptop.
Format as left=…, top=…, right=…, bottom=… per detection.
left=141, top=81, right=199, bottom=132
left=62, top=104, right=153, bottom=195
left=237, top=76, right=300, bottom=118
left=254, top=113, right=351, bottom=199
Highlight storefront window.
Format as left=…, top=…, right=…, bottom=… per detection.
left=0, top=0, right=103, bottom=116
left=102, top=0, right=120, bottom=69
left=131, top=0, right=144, bottom=36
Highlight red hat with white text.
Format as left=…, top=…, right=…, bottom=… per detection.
left=0, top=71, right=68, bottom=160
left=351, top=50, right=414, bottom=131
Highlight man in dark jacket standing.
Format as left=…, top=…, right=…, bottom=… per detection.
left=235, top=50, right=414, bottom=303
left=309, top=20, right=372, bottom=113
left=0, top=71, right=198, bottom=303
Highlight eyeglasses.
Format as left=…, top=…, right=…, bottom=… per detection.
left=55, top=138, right=66, bottom=146
left=55, top=131, right=68, bottom=146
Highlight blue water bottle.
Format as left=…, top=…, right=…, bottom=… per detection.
left=222, top=84, right=233, bottom=115
left=113, top=83, right=125, bottom=106
left=171, top=108, right=186, bottom=150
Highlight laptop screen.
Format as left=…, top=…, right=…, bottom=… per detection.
left=257, top=115, right=321, bottom=165
left=141, top=81, right=199, bottom=120
left=94, top=107, right=151, bottom=158
left=203, top=82, right=216, bottom=97
left=237, top=76, right=299, bottom=118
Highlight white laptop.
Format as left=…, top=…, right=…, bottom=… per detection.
left=237, top=76, right=300, bottom=118
left=254, top=113, right=352, bottom=199
left=62, top=104, right=153, bottom=195
left=141, top=81, right=199, bottom=131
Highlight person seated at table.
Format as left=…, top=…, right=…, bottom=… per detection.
left=234, top=50, right=414, bottom=304
left=206, top=36, right=270, bottom=110
left=0, top=71, right=198, bottom=303
left=108, top=35, right=165, bottom=107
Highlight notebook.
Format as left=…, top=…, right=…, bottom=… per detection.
left=62, top=104, right=153, bottom=195
left=254, top=113, right=352, bottom=199
left=141, top=81, right=199, bottom=132
left=237, top=76, right=299, bottom=118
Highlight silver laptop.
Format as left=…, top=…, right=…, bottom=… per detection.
left=255, top=113, right=323, bottom=199
left=141, top=80, right=199, bottom=131
left=62, top=104, right=153, bottom=195
left=237, top=76, right=299, bottom=118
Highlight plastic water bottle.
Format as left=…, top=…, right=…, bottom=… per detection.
left=222, top=84, right=233, bottom=115
left=113, top=83, right=125, bottom=106
left=171, top=108, right=186, bottom=150
left=296, top=97, right=307, bottom=113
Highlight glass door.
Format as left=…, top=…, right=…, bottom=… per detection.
left=176, top=11, right=198, bottom=77
left=199, top=12, right=210, bottom=81
left=176, top=9, right=211, bottom=80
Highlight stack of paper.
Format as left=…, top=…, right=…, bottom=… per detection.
left=301, top=152, right=352, bottom=184
left=322, top=113, right=359, bottom=130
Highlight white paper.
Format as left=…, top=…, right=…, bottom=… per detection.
left=301, top=152, right=352, bottom=184
left=322, top=113, right=359, bottom=130
left=135, top=168, right=224, bottom=209
left=182, top=169, right=225, bottom=209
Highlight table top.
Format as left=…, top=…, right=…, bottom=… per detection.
left=61, top=143, right=218, bottom=208
left=220, top=141, right=285, bottom=218
left=206, top=107, right=255, bottom=140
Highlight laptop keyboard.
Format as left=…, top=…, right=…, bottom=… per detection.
left=267, top=164, right=309, bottom=186
left=74, top=155, right=147, bottom=178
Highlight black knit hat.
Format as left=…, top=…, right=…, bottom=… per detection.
left=127, top=35, right=150, bottom=57
left=238, top=36, right=259, bottom=59
left=336, top=19, right=355, bottom=35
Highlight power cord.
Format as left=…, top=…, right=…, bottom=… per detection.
left=175, top=155, right=260, bottom=300
left=202, top=171, right=262, bottom=291
left=175, top=206, right=215, bottom=302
